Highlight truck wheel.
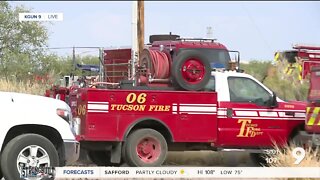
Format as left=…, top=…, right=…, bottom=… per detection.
left=172, top=50, right=211, bottom=91
left=88, top=151, right=121, bottom=166
left=0, top=134, right=59, bottom=180
left=124, top=129, right=167, bottom=167
left=291, top=134, right=303, bottom=146
left=291, top=134, right=311, bottom=149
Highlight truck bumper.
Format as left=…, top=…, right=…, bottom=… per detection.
left=63, top=139, right=80, bottom=164
left=299, top=131, right=320, bottom=147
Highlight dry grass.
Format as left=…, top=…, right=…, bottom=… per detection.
left=264, top=144, right=319, bottom=180
left=0, top=79, right=48, bottom=95
left=270, top=146, right=319, bottom=167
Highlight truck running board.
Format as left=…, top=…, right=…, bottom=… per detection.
left=217, top=148, right=272, bottom=154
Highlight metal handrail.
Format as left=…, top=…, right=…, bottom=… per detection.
left=177, top=38, right=217, bottom=42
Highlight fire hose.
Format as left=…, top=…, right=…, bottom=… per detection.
left=141, top=49, right=170, bottom=79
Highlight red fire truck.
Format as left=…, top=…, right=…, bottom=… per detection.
left=71, top=35, right=307, bottom=167
left=276, top=44, right=320, bottom=147
left=304, top=65, right=320, bottom=146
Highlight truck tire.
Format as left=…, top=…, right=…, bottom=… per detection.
left=0, top=134, right=59, bottom=180
left=88, top=151, right=121, bottom=166
left=291, top=134, right=304, bottom=146
left=290, top=134, right=312, bottom=150
left=124, top=129, right=167, bottom=167
left=249, top=153, right=268, bottom=166
left=172, top=50, right=211, bottom=91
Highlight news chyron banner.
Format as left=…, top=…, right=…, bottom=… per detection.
left=21, top=167, right=320, bottom=179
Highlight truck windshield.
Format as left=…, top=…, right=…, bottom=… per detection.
left=179, top=48, right=231, bottom=68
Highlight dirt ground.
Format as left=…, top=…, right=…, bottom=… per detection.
left=164, top=151, right=257, bottom=167
left=75, top=150, right=259, bottom=167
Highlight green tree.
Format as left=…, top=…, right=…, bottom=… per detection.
left=241, top=60, right=309, bottom=101
left=0, top=1, right=48, bottom=81
left=241, top=60, right=272, bottom=83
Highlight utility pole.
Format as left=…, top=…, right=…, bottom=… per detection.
left=131, top=1, right=144, bottom=82
left=137, top=0, right=144, bottom=57
left=131, top=1, right=138, bottom=81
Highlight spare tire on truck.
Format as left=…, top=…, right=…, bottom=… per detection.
left=171, top=49, right=211, bottom=91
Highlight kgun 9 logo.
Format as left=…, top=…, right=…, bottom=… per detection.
left=263, top=147, right=306, bottom=165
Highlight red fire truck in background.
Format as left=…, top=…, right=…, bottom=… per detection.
left=275, top=45, right=320, bottom=147
left=70, top=35, right=307, bottom=167
left=304, top=65, right=320, bottom=146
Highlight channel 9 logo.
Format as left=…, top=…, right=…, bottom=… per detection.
left=20, top=166, right=55, bottom=179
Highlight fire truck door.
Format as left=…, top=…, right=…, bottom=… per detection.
left=217, top=76, right=287, bottom=147
left=177, top=77, right=218, bottom=142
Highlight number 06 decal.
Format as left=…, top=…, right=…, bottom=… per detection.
left=126, top=93, right=147, bottom=104
left=78, top=105, right=86, bottom=116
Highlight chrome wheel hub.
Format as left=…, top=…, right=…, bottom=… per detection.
left=17, top=145, right=50, bottom=170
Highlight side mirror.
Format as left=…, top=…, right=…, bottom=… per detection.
left=268, top=91, right=278, bottom=108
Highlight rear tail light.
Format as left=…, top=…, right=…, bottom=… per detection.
left=56, top=109, right=71, bottom=123
left=71, top=117, right=81, bottom=136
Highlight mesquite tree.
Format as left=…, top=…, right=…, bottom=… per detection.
left=0, top=1, right=49, bottom=82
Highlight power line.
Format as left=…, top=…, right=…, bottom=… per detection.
left=241, top=4, right=274, bottom=58
left=46, top=47, right=101, bottom=50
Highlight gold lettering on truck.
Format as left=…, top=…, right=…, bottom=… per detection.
left=126, top=93, right=147, bottom=104
left=77, top=105, right=86, bottom=116
left=111, top=104, right=147, bottom=111
left=237, top=119, right=263, bottom=138
left=109, top=93, right=171, bottom=112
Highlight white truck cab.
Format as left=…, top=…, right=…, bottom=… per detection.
left=210, top=70, right=283, bottom=103
left=0, top=91, right=80, bottom=179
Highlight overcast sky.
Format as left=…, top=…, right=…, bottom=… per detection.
left=10, top=1, right=320, bottom=61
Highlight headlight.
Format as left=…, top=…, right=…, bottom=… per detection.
left=56, top=108, right=71, bottom=123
